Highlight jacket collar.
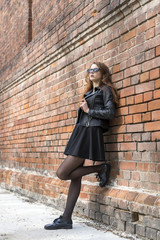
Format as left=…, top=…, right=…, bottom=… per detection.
left=84, top=87, right=101, bottom=98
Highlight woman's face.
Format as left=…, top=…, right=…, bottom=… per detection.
left=88, top=64, right=102, bottom=84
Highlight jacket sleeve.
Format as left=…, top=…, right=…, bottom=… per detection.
left=88, top=86, right=115, bottom=120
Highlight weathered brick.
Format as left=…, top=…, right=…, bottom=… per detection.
left=146, top=227, right=157, bottom=240
left=100, top=205, right=115, bottom=216
left=138, top=142, right=156, bottom=152
left=136, top=224, right=146, bottom=237
left=126, top=222, right=136, bottom=234
left=127, top=124, right=143, bottom=132
left=115, top=209, right=138, bottom=222
left=102, top=214, right=110, bottom=225
left=144, top=217, right=160, bottom=231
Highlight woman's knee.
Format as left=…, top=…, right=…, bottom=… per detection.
left=56, top=168, right=68, bottom=180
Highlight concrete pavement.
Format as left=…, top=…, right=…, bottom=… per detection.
left=0, top=188, right=139, bottom=240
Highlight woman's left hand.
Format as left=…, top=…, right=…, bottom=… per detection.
left=80, top=98, right=89, bottom=113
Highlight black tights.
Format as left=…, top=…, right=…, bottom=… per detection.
left=56, top=155, right=103, bottom=221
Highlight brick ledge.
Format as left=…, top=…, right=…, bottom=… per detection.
left=0, top=168, right=159, bottom=209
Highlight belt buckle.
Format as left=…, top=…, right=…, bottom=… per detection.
left=86, top=121, right=89, bottom=127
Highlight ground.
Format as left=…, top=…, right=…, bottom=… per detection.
left=0, top=188, right=141, bottom=240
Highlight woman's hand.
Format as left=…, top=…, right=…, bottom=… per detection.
left=80, top=98, right=89, bottom=113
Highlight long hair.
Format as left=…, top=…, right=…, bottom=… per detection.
left=83, top=62, right=119, bottom=106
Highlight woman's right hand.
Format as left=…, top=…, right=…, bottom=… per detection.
left=80, top=98, right=89, bottom=113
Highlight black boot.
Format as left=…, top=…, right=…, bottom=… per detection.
left=96, top=163, right=111, bottom=187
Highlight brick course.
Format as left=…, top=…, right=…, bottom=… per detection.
left=0, top=0, right=160, bottom=239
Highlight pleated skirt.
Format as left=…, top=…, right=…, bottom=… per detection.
left=64, top=123, right=105, bottom=161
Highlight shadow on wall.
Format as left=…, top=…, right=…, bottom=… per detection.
left=103, top=105, right=122, bottom=184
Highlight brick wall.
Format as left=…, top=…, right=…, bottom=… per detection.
left=32, top=0, right=69, bottom=39
left=0, top=0, right=160, bottom=239
left=0, top=0, right=28, bottom=71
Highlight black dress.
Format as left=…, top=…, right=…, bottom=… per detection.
left=64, top=88, right=106, bottom=162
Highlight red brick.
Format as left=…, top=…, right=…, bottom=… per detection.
left=145, top=28, right=155, bottom=40
left=144, top=91, right=153, bottom=102
left=120, top=86, right=135, bottom=98
left=152, top=110, right=160, bottom=120
left=145, top=121, right=160, bottom=131
left=152, top=132, right=160, bottom=141
left=125, top=152, right=133, bottom=160
left=142, top=56, right=160, bottom=71
left=107, top=39, right=119, bottom=50
left=140, top=72, right=149, bottom=82
left=113, top=64, right=120, bottom=73
left=119, top=106, right=129, bottom=115
left=120, top=162, right=136, bottom=170
left=157, top=164, right=160, bottom=172
left=132, top=172, right=140, bottom=181
left=137, top=18, right=155, bottom=34
left=125, top=115, right=133, bottom=124
left=154, top=89, right=160, bottom=100
left=119, top=98, right=126, bottom=107
left=112, top=125, right=126, bottom=134
left=148, top=99, right=160, bottom=111
left=129, top=103, right=147, bottom=114
left=117, top=190, right=129, bottom=199
left=121, top=29, right=136, bottom=42
left=135, top=94, right=143, bottom=104
left=135, top=193, right=148, bottom=204
left=150, top=173, right=160, bottom=183
left=126, top=96, right=134, bottom=105
left=144, top=195, right=157, bottom=206
left=123, top=78, right=130, bottom=87
left=124, top=134, right=132, bottom=142
left=155, top=79, right=160, bottom=89
left=121, top=142, right=136, bottom=151
left=155, top=198, right=160, bottom=207
left=109, top=189, right=120, bottom=197
left=137, top=163, right=156, bottom=171
left=142, top=112, right=151, bottom=122
left=133, top=114, right=142, bottom=123
left=150, top=68, right=160, bottom=80
left=117, top=179, right=129, bottom=187
left=112, top=71, right=124, bottom=82
left=156, top=46, right=160, bottom=56
left=126, top=192, right=139, bottom=201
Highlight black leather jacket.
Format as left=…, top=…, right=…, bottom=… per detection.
left=76, top=85, right=115, bottom=132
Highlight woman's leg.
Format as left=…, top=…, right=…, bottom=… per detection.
left=62, top=177, right=82, bottom=221
left=56, top=155, right=103, bottom=221
left=56, top=155, right=103, bottom=180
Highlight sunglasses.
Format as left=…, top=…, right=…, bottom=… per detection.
left=87, top=68, right=100, bottom=73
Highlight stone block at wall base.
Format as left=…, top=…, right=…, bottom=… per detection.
left=0, top=168, right=160, bottom=240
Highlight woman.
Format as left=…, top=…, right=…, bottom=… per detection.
left=44, top=62, right=119, bottom=230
